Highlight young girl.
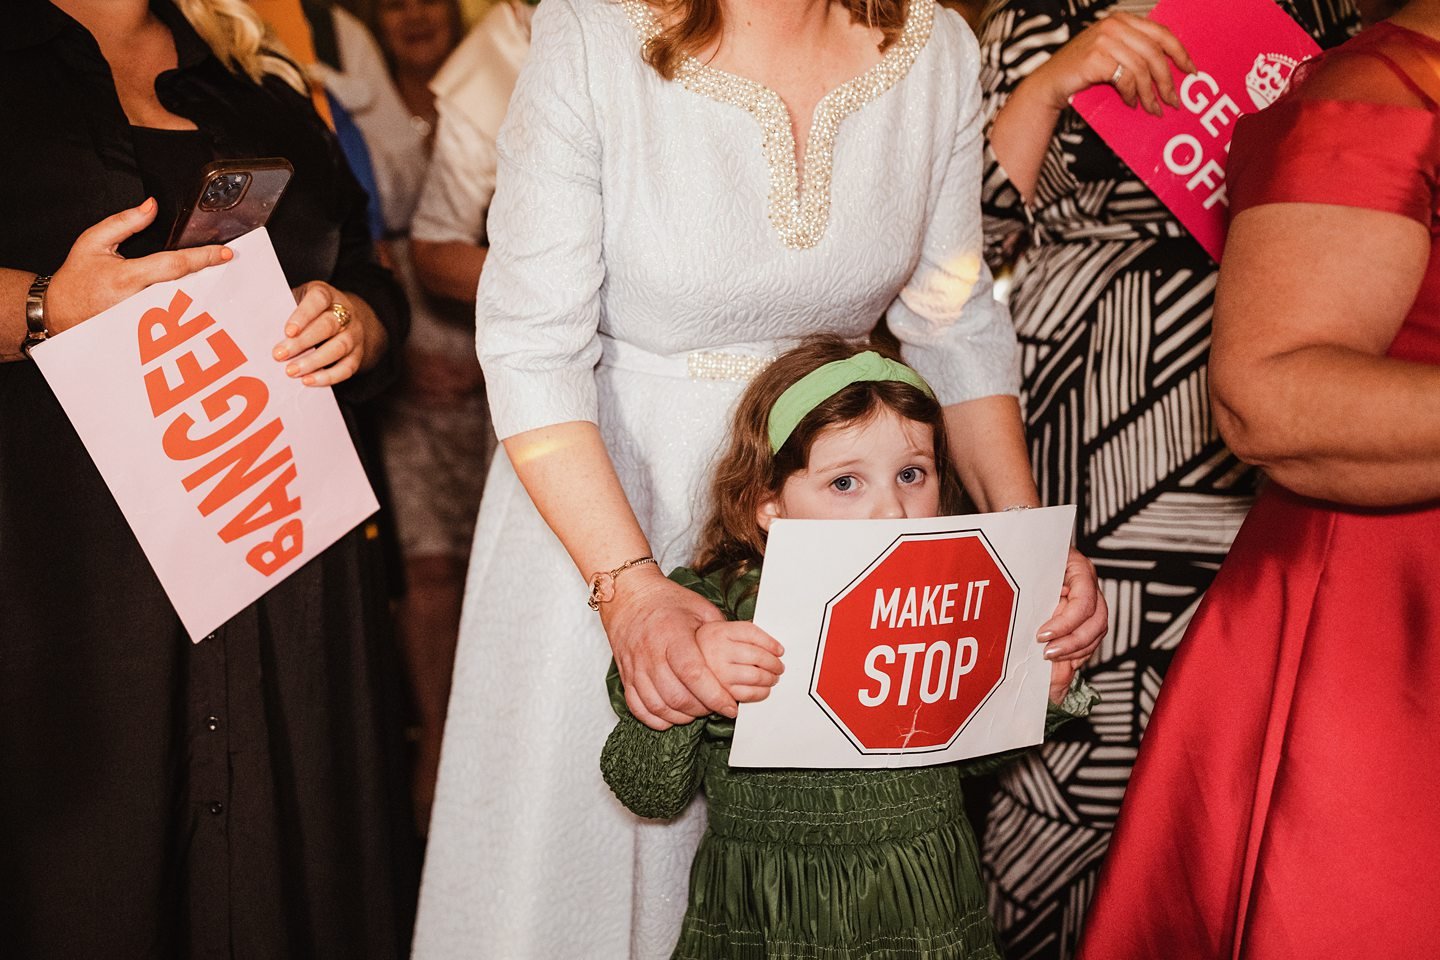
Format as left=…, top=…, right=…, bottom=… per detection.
left=601, top=335, right=1098, bottom=959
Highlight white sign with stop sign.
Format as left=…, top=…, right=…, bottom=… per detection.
left=729, top=506, right=1076, bottom=769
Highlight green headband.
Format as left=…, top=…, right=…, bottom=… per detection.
left=767, top=351, right=936, bottom=454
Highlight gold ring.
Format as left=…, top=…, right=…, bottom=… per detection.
left=329, top=301, right=352, bottom=334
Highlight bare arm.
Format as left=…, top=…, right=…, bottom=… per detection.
left=944, top=394, right=1106, bottom=661
left=988, top=12, right=1193, bottom=202
left=0, top=268, right=38, bottom=361
left=2, top=200, right=230, bottom=362
left=943, top=394, right=1037, bottom=512
left=1211, top=202, right=1440, bottom=505
left=410, top=237, right=487, bottom=304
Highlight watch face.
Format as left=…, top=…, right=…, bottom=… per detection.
left=25, top=275, right=53, bottom=336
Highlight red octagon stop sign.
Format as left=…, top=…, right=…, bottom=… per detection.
left=811, top=530, right=1019, bottom=754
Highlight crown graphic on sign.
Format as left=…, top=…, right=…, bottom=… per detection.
left=1246, top=52, right=1301, bottom=109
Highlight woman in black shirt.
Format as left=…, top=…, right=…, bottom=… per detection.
left=0, top=1, right=415, bottom=957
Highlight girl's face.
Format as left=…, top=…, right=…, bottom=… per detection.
left=757, top=408, right=942, bottom=529
left=377, top=0, right=457, bottom=76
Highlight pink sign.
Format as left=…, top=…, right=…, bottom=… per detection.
left=31, top=229, right=379, bottom=641
left=1071, top=0, right=1320, bottom=259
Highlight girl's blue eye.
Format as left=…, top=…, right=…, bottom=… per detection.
left=899, top=467, right=923, bottom=484
left=831, top=475, right=856, bottom=493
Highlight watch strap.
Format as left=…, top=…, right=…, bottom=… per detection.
left=23, top=274, right=53, bottom=355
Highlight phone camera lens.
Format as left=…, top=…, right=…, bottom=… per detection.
left=199, top=172, right=252, bottom=211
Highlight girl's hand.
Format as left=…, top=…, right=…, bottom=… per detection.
left=695, top=621, right=785, bottom=704
left=273, top=282, right=383, bottom=387
left=1036, top=546, right=1107, bottom=663
left=601, top=566, right=739, bottom=730
left=1022, top=11, right=1196, bottom=117
left=1049, top=656, right=1079, bottom=705
left=46, top=198, right=232, bottom=333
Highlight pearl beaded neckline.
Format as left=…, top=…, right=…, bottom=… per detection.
left=619, top=0, right=936, bottom=250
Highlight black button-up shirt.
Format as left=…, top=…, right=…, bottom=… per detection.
left=0, top=3, right=415, bottom=958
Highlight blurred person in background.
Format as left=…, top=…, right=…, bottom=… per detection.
left=407, top=0, right=536, bottom=302
left=0, top=0, right=416, bottom=956
left=361, top=0, right=493, bottom=832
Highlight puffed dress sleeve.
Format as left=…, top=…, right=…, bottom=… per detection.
left=885, top=20, right=1020, bottom=407
left=599, top=566, right=754, bottom=820
left=475, top=0, right=605, bottom=439
left=600, top=661, right=710, bottom=820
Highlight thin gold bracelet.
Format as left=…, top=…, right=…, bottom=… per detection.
left=587, top=556, right=659, bottom=611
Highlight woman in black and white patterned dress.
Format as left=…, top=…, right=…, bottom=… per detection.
left=973, top=1, right=1356, bottom=957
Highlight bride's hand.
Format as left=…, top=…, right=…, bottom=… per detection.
left=1021, top=11, right=1196, bottom=117
left=601, top=565, right=739, bottom=731
left=1036, top=547, right=1107, bottom=663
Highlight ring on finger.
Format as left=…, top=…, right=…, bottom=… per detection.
left=1110, top=62, right=1125, bottom=85
left=329, top=301, right=353, bottom=335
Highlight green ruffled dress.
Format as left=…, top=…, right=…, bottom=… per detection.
left=601, top=565, right=1099, bottom=960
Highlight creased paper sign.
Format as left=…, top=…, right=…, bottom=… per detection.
left=30, top=228, right=378, bottom=642
left=729, top=506, right=1075, bottom=769
left=1070, top=0, right=1320, bottom=260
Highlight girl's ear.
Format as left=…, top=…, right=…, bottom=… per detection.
left=756, top=496, right=783, bottom=532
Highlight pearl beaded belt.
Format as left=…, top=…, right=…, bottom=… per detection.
left=598, top=334, right=780, bottom=383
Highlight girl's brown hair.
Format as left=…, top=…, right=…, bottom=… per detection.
left=693, top=334, right=963, bottom=575
left=642, top=0, right=907, bottom=81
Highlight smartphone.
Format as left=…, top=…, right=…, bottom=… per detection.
left=166, top=158, right=294, bottom=249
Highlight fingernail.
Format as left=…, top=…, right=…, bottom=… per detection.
left=302, top=376, right=315, bottom=385
left=1037, top=630, right=1055, bottom=641
left=286, top=326, right=298, bottom=338
left=1043, top=646, right=1058, bottom=660
left=220, top=247, right=234, bottom=261
left=285, top=364, right=298, bottom=376
left=144, top=196, right=157, bottom=210
left=273, top=347, right=287, bottom=360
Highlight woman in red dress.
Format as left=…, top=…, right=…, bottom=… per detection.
left=1076, top=4, right=1440, bottom=957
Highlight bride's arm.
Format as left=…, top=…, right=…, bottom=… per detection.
left=479, top=0, right=736, bottom=730
left=886, top=20, right=1106, bottom=662
left=503, top=422, right=738, bottom=729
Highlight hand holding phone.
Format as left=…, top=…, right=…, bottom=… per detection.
left=167, top=158, right=293, bottom=249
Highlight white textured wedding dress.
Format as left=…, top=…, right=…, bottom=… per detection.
left=412, top=1, right=1018, bottom=956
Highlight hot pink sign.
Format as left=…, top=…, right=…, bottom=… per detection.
left=1071, top=0, right=1320, bottom=259
left=31, top=229, right=379, bottom=641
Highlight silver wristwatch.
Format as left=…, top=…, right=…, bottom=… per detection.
left=23, top=273, right=53, bottom=356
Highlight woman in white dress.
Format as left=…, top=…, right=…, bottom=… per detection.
left=413, top=0, right=1107, bottom=956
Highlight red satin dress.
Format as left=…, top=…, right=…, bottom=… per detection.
left=1077, top=24, right=1440, bottom=960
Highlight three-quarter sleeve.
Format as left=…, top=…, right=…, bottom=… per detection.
left=886, top=24, right=1020, bottom=408
left=599, top=662, right=708, bottom=820
left=475, top=0, right=605, bottom=439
